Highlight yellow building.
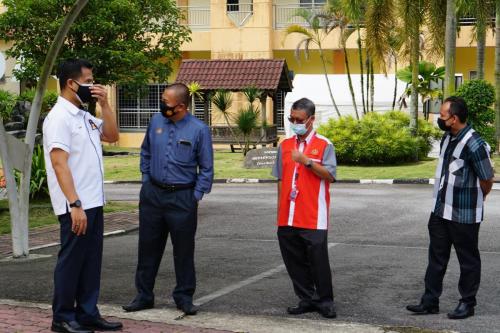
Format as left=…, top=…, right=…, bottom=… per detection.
left=0, top=1, right=495, bottom=147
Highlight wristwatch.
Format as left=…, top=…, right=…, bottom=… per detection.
left=305, top=159, right=313, bottom=168
left=69, top=199, right=82, bottom=208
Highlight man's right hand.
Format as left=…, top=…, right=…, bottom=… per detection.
left=71, top=207, right=87, bottom=236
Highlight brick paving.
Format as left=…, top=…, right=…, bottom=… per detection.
left=0, top=211, right=139, bottom=258
left=0, top=304, right=232, bottom=333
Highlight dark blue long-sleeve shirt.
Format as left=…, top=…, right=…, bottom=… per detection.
left=140, top=113, right=214, bottom=201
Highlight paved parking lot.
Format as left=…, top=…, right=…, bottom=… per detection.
left=1, top=183, right=500, bottom=333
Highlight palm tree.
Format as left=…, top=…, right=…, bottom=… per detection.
left=457, top=0, right=495, bottom=80
left=211, top=89, right=242, bottom=150
left=187, top=82, right=203, bottom=115
left=397, top=61, right=445, bottom=119
left=495, top=0, right=500, bottom=152
left=443, top=0, right=457, bottom=98
left=388, top=30, right=404, bottom=109
left=325, top=1, right=360, bottom=119
left=235, top=105, right=260, bottom=156
left=284, top=9, right=342, bottom=118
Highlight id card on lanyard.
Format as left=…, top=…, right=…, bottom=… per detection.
left=289, top=135, right=315, bottom=202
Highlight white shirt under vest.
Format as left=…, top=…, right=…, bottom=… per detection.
left=43, top=96, right=105, bottom=215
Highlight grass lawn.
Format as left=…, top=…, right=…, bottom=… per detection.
left=0, top=199, right=137, bottom=235
left=103, top=151, right=500, bottom=181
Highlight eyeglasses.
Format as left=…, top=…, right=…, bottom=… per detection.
left=288, top=117, right=310, bottom=124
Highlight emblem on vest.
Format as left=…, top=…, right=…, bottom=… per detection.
left=156, top=127, right=163, bottom=134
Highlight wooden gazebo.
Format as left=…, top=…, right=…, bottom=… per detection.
left=175, top=59, right=293, bottom=149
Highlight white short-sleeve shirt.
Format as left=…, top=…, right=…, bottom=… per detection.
left=43, top=96, right=105, bottom=215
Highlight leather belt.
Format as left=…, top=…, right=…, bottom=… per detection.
left=151, top=179, right=195, bottom=192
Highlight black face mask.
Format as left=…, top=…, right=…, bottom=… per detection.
left=74, top=82, right=94, bottom=104
left=437, top=116, right=453, bottom=132
left=160, top=100, right=179, bottom=118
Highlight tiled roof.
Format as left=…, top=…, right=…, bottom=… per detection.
left=175, top=59, right=293, bottom=92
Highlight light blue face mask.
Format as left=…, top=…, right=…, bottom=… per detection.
left=291, top=117, right=311, bottom=136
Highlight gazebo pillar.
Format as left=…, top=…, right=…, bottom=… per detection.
left=260, top=95, right=267, bottom=140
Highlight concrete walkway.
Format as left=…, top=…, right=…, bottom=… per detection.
left=0, top=299, right=454, bottom=333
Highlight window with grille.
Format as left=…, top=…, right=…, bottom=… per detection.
left=299, top=0, right=326, bottom=7
left=275, top=90, right=286, bottom=134
left=193, top=95, right=212, bottom=126
left=117, top=84, right=168, bottom=130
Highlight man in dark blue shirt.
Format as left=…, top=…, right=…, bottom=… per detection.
left=123, top=83, right=214, bottom=315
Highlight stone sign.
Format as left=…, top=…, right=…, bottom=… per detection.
left=244, top=148, right=278, bottom=169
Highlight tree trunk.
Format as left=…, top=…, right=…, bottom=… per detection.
left=495, top=0, right=500, bottom=153
left=343, top=45, right=359, bottom=120
left=223, top=113, right=243, bottom=151
left=357, top=28, right=367, bottom=115
left=319, top=47, right=341, bottom=118
left=444, top=0, right=457, bottom=98
left=0, top=122, right=24, bottom=256
left=477, top=25, right=486, bottom=80
left=392, top=55, right=398, bottom=110
left=370, top=61, right=375, bottom=112
left=366, top=57, right=370, bottom=112
left=410, top=27, right=420, bottom=135
left=0, top=0, right=90, bottom=258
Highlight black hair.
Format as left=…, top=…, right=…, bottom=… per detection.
left=57, top=59, right=93, bottom=90
left=291, top=97, right=315, bottom=117
left=166, top=83, right=190, bottom=107
left=444, top=96, right=468, bottom=123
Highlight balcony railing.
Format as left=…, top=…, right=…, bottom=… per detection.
left=178, top=6, right=210, bottom=31
left=273, top=4, right=326, bottom=30
left=458, top=17, right=495, bottom=26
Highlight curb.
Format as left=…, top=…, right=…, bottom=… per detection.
left=106, top=178, right=436, bottom=185
left=105, top=178, right=500, bottom=185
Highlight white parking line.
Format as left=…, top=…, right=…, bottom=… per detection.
left=194, top=243, right=338, bottom=306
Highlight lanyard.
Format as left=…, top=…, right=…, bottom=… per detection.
left=290, top=135, right=316, bottom=199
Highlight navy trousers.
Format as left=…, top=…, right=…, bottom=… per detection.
left=52, top=206, right=103, bottom=323
left=134, top=181, right=198, bottom=307
left=277, top=226, right=334, bottom=307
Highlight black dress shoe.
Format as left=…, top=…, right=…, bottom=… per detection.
left=82, top=317, right=123, bottom=331
left=317, top=304, right=337, bottom=319
left=51, top=320, right=93, bottom=333
left=122, top=299, right=154, bottom=312
left=286, top=302, right=316, bottom=315
left=447, top=302, right=474, bottom=319
left=177, top=303, right=199, bottom=315
left=406, top=303, right=439, bottom=314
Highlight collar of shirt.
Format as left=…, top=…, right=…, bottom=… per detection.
left=57, top=96, right=84, bottom=116
left=164, top=112, right=192, bottom=128
left=295, top=130, right=316, bottom=144
left=450, top=124, right=472, bottom=142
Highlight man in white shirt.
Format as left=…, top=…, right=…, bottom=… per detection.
left=43, top=59, right=121, bottom=333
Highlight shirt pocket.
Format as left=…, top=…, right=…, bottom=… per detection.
left=175, top=139, right=194, bottom=163
left=449, top=158, right=465, bottom=186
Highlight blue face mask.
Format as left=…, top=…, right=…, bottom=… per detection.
left=291, top=117, right=311, bottom=136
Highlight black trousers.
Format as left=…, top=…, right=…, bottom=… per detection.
left=135, top=181, right=198, bottom=306
left=421, top=213, right=481, bottom=307
left=277, top=226, right=334, bottom=306
left=52, top=206, right=103, bottom=323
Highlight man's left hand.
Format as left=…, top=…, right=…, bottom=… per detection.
left=291, top=150, right=309, bottom=165
left=90, top=84, right=109, bottom=107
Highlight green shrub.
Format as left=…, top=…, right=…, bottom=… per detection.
left=455, top=80, right=496, bottom=151
left=0, top=89, right=16, bottom=120
left=317, top=111, right=441, bottom=165
left=15, top=145, right=49, bottom=199
left=17, top=88, right=58, bottom=116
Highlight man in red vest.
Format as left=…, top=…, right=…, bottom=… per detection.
left=272, top=98, right=337, bottom=318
